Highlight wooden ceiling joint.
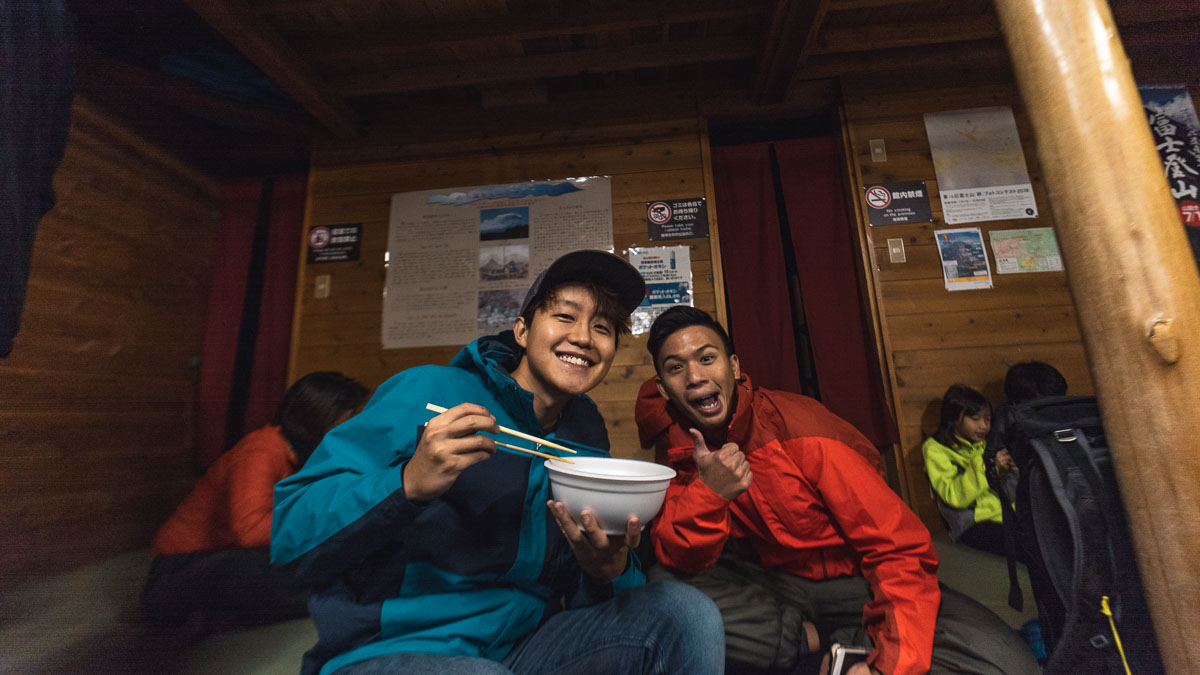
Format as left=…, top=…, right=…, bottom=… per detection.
left=752, top=0, right=831, bottom=104
left=183, top=0, right=361, bottom=138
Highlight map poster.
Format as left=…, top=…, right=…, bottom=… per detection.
left=989, top=228, right=1064, bottom=274
left=924, top=106, right=1039, bottom=224
left=627, top=246, right=692, bottom=335
left=383, top=177, right=613, bottom=349
left=934, top=227, right=993, bottom=291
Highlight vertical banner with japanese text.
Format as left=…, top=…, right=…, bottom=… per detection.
left=1140, top=84, right=1200, bottom=271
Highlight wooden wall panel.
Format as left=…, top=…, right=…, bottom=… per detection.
left=0, top=101, right=219, bottom=585
left=292, top=126, right=720, bottom=461
left=842, top=82, right=1096, bottom=530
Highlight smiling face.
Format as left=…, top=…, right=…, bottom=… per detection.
left=654, top=325, right=741, bottom=436
left=511, top=283, right=618, bottom=407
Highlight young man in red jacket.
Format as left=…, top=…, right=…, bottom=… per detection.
left=636, top=306, right=1038, bottom=675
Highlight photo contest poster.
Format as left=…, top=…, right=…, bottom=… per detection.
left=382, top=178, right=613, bottom=349
left=924, top=106, right=1038, bottom=225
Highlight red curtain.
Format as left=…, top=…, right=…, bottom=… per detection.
left=244, top=175, right=305, bottom=433
left=710, top=144, right=803, bottom=394
left=195, top=175, right=304, bottom=468
left=711, top=138, right=898, bottom=447
left=774, top=137, right=898, bottom=447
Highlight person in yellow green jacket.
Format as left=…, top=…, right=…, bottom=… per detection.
left=922, top=384, right=1016, bottom=556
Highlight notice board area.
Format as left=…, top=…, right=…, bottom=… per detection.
left=288, top=124, right=722, bottom=459
left=843, top=82, right=1098, bottom=530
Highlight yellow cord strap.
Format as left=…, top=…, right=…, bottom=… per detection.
left=1100, top=595, right=1133, bottom=675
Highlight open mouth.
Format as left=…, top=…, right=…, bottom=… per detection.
left=557, top=352, right=593, bottom=367
left=690, top=393, right=721, bottom=413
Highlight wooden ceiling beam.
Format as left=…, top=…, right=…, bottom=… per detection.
left=183, top=0, right=360, bottom=139
left=802, top=38, right=1011, bottom=80
left=304, top=1, right=767, bottom=64
left=811, top=11, right=1196, bottom=57
left=339, top=37, right=758, bottom=97
left=825, top=0, right=929, bottom=10
left=812, top=13, right=999, bottom=54
left=751, top=0, right=831, bottom=104
left=78, top=55, right=316, bottom=139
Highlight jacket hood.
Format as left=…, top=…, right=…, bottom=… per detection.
left=635, top=371, right=756, bottom=448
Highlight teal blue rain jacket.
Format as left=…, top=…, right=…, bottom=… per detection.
left=271, top=332, right=644, bottom=674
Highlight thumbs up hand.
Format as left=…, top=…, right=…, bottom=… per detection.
left=689, top=428, right=752, bottom=500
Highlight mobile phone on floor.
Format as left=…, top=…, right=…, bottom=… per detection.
left=829, top=643, right=870, bottom=675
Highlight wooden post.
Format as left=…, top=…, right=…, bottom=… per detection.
left=994, top=1, right=1200, bottom=671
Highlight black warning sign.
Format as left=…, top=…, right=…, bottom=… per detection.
left=647, top=198, right=709, bottom=240
left=307, top=223, right=362, bottom=263
left=863, top=181, right=933, bottom=226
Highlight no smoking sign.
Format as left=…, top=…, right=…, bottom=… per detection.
left=862, top=181, right=932, bottom=226
left=865, top=186, right=891, bottom=209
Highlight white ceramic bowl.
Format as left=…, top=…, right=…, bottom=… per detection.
left=545, top=457, right=677, bottom=534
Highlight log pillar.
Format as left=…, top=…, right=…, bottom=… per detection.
left=993, top=1, right=1200, bottom=671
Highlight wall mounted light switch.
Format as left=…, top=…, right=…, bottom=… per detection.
left=870, top=139, right=888, bottom=162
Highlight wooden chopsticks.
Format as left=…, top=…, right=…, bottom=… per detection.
left=425, top=403, right=577, bottom=463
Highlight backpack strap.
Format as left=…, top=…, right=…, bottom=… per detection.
left=985, top=456, right=1023, bottom=611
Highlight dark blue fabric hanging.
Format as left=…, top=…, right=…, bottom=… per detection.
left=0, top=0, right=76, bottom=357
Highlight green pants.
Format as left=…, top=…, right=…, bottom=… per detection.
left=648, top=553, right=1040, bottom=674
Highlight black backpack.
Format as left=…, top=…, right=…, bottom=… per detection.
left=989, top=396, right=1164, bottom=675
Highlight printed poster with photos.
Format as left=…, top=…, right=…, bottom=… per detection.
left=382, top=177, right=613, bottom=349
left=628, top=246, right=692, bottom=335
left=935, top=227, right=994, bottom=291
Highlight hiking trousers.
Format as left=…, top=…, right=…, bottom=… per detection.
left=649, top=553, right=1040, bottom=674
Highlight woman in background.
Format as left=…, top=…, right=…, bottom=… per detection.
left=141, top=371, right=368, bottom=630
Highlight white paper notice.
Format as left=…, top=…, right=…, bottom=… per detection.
left=924, top=107, right=1039, bottom=224
left=628, top=246, right=692, bottom=335
left=382, top=178, right=613, bottom=349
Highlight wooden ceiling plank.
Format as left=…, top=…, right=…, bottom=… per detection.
left=338, top=37, right=758, bottom=97
left=303, top=1, right=767, bottom=64
left=812, top=12, right=999, bottom=54
left=825, top=0, right=928, bottom=9
left=751, top=0, right=831, bottom=104
left=79, top=55, right=316, bottom=139
left=183, top=0, right=360, bottom=138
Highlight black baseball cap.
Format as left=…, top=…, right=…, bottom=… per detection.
left=520, top=250, right=647, bottom=316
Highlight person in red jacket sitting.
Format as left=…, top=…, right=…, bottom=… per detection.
left=141, top=371, right=367, bottom=629
left=636, top=306, right=1038, bottom=675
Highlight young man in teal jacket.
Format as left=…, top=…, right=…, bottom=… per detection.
left=271, top=250, right=723, bottom=675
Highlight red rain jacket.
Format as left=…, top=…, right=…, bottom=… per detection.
left=153, top=425, right=297, bottom=555
left=636, top=375, right=939, bottom=675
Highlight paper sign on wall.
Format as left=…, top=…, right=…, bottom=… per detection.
left=935, top=227, right=993, bottom=291
left=989, top=227, right=1063, bottom=274
left=628, top=246, right=692, bottom=335
left=924, top=107, right=1038, bottom=224
left=382, top=177, right=613, bottom=349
